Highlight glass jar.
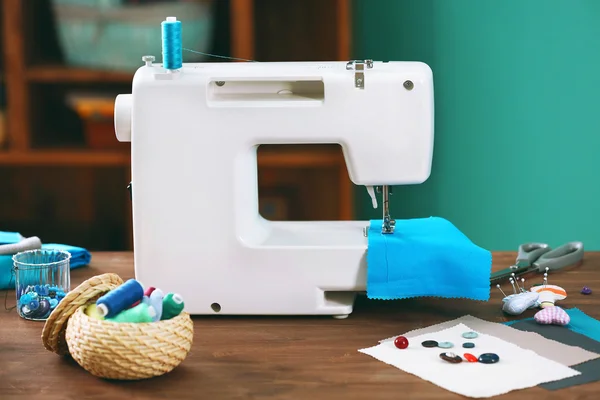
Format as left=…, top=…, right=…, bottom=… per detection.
left=13, top=249, right=71, bottom=321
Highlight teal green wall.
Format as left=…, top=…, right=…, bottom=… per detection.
left=352, top=0, right=600, bottom=251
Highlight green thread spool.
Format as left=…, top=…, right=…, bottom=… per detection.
left=161, top=293, right=184, bottom=320
left=106, top=303, right=155, bottom=323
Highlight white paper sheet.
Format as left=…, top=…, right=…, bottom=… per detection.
left=359, top=323, right=580, bottom=398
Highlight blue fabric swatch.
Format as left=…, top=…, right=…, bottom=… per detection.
left=0, top=254, right=15, bottom=289
left=0, top=236, right=92, bottom=290
left=42, top=243, right=91, bottom=269
left=366, top=217, right=492, bottom=301
left=0, top=231, right=22, bottom=245
left=504, top=307, right=600, bottom=343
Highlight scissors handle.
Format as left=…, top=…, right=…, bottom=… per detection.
left=533, top=241, right=584, bottom=272
left=515, top=242, right=551, bottom=267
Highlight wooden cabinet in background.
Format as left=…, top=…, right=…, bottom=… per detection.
left=0, top=0, right=354, bottom=250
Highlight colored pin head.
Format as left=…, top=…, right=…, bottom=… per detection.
left=511, top=273, right=522, bottom=291
left=509, top=278, right=518, bottom=294
left=496, top=284, right=507, bottom=297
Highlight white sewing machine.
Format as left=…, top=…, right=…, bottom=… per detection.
left=114, top=56, right=434, bottom=318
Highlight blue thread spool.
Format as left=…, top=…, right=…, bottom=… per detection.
left=96, top=279, right=144, bottom=318
left=161, top=16, right=183, bottom=70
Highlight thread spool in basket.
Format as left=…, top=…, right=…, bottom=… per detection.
left=96, top=278, right=144, bottom=318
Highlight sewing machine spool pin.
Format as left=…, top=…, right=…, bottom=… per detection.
left=142, top=55, right=155, bottom=67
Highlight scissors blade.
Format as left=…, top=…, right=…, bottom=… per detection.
left=490, top=264, right=536, bottom=286
left=489, top=242, right=548, bottom=286
left=490, top=241, right=585, bottom=286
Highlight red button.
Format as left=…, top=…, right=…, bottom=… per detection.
left=394, top=336, right=409, bottom=349
left=463, top=353, right=478, bottom=362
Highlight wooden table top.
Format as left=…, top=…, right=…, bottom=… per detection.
left=1, top=251, right=599, bottom=400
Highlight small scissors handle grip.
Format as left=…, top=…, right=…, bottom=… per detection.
left=515, top=243, right=551, bottom=267
left=533, top=241, right=584, bottom=272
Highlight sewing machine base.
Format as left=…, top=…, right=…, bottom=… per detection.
left=133, top=221, right=368, bottom=318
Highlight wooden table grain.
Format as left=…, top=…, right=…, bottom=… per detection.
left=1, top=252, right=599, bottom=400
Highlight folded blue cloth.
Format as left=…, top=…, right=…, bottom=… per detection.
left=42, top=243, right=91, bottom=268
left=0, top=237, right=92, bottom=290
left=0, top=255, right=14, bottom=289
left=0, top=231, right=23, bottom=245
left=366, top=217, right=492, bottom=301
left=505, top=307, right=600, bottom=342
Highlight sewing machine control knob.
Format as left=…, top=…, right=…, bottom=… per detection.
left=114, top=94, right=132, bottom=143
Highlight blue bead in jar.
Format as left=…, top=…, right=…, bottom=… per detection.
left=12, top=249, right=71, bottom=321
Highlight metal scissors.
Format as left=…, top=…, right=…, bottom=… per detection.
left=490, top=241, right=584, bottom=286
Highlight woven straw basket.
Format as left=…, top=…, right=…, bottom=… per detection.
left=41, top=273, right=194, bottom=380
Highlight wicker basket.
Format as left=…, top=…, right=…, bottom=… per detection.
left=41, top=273, right=194, bottom=380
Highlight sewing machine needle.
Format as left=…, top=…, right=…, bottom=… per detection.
left=381, top=185, right=395, bottom=234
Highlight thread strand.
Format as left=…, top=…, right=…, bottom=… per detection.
left=182, top=48, right=258, bottom=62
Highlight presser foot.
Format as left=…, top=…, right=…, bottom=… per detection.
left=362, top=220, right=396, bottom=236
left=382, top=218, right=396, bottom=234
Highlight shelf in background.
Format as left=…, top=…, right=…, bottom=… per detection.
left=26, top=65, right=134, bottom=83
left=0, top=150, right=131, bottom=166
left=258, top=145, right=345, bottom=168
left=0, top=146, right=345, bottom=168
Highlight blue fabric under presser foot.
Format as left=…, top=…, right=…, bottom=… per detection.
left=366, top=217, right=492, bottom=301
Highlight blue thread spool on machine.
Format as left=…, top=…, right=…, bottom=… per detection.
left=161, top=16, right=183, bottom=70
left=12, top=249, right=71, bottom=321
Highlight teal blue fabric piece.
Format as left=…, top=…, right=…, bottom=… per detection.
left=504, top=307, right=600, bottom=343
left=42, top=243, right=91, bottom=269
left=565, top=308, right=600, bottom=342
left=366, top=217, right=492, bottom=301
left=504, top=319, right=520, bottom=325
left=0, top=235, right=92, bottom=290
left=0, top=254, right=14, bottom=289
left=0, top=231, right=22, bottom=245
